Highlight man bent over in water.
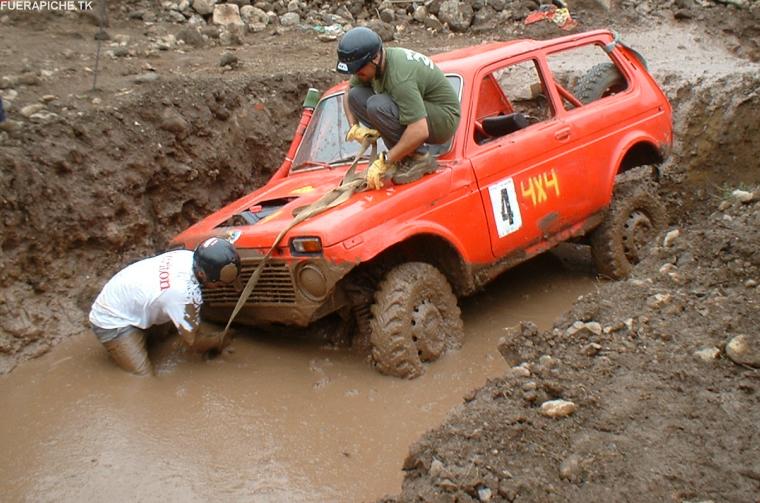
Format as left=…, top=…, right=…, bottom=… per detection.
left=89, top=237, right=240, bottom=375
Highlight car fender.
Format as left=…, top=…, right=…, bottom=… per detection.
left=336, top=215, right=471, bottom=266
left=601, top=130, right=668, bottom=201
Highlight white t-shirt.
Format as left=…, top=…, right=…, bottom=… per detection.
left=89, top=250, right=202, bottom=332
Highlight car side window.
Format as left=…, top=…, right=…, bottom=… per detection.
left=474, top=59, right=553, bottom=145
left=545, top=43, right=629, bottom=109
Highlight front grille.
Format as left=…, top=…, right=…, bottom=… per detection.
left=202, top=258, right=296, bottom=305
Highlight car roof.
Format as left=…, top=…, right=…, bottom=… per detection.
left=431, top=29, right=613, bottom=73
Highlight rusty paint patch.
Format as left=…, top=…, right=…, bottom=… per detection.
left=538, top=211, right=561, bottom=235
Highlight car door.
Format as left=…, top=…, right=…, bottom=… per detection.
left=468, top=57, right=592, bottom=259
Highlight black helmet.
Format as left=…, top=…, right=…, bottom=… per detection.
left=336, top=27, right=382, bottom=75
left=193, top=237, right=241, bottom=284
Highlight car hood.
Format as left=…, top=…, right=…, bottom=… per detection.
left=172, top=164, right=453, bottom=251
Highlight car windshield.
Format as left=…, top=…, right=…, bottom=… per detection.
left=291, top=75, right=462, bottom=173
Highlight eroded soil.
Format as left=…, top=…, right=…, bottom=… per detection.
left=1, top=1, right=759, bottom=501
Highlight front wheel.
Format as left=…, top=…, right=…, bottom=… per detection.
left=369, top=262, right=464, bottom=379
left=591, top=184, right=667, bottom=279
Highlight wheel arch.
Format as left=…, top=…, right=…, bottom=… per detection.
left=603, top=135, right=668, bottom=197
left=353, top=230, right=473, bottom=298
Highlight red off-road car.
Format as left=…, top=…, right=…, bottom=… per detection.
left=171, top=29, right=672, bottom=378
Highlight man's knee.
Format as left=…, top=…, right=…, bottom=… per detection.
left=348, top=86, right=373, bottom=114
left=365, top=94, right=397, bottom=123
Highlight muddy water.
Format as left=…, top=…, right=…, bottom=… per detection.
left=0, top=253, right=596, bottom=502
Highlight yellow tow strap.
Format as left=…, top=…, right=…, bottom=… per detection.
left=221, top=139, right=378, bottom=338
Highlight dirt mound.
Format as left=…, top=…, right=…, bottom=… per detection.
left=0, top=71, right=335, bottom=372
left=388, top=190, right=760, bottom=502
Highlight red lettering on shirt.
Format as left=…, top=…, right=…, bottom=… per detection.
left=158, top=256, right=171, bottom=291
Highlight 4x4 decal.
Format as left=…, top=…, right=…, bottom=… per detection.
left=520, top=168, right=560, bottom=208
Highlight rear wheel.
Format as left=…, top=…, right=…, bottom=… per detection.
left=369, top=262, right=463, bottom=379
left=591, top=184, right=667, bottom=279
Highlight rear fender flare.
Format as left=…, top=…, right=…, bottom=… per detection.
left=602, top=133, right=666, bottom=200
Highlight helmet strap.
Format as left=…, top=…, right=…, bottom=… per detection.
left=373, top=48, right=385, bottom=79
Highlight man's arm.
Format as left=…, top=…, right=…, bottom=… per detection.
left=342, top=91, right=357, bottom=127
left=173, top=299, right=228, bottom=352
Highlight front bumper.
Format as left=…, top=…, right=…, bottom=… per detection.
left=200, top=250, right=355, bottom=327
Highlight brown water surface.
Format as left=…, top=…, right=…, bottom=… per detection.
left=0, top=253, right=597, bottom=502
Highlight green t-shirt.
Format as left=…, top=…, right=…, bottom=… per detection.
left=350, top=47, right=460, bottom=144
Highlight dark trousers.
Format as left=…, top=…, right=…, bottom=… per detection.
left=348, top=86, right=429, bottom=152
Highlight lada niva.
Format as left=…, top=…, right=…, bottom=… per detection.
left=171, top=29, right=672, bottom=378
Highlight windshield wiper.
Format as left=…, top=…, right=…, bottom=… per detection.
left=329, top=153, right=372, bottom=165
left=293, top=160, right=332, bottom=170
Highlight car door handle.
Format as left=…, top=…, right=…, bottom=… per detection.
left=554, top=128, right=571, bottom=141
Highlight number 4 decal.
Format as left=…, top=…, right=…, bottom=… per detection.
left=488, top=177, right=522, bottom=238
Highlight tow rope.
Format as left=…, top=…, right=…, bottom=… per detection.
left=221, top=139, right=378, bottom=339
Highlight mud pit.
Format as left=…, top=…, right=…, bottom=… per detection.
left=1, top=257, right=595, bottom=501
left=1, top=1, right=760, bottom=501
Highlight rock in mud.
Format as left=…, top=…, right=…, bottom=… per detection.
left=280, top=12, right=300, bottom=26
left=159, top=109, right=189, bottom=137
left=663, top=229, right=680, bottom=247
left=192, top=0, right=215, bottom=16
left=725, top=334, right=760, bottom=368
left=29, top=111, right=59, bottom=123
left=134, top=72, right=160, bottom=84
left=731, top=189, right=755, bottom=203
left=176, top=27, right=205, bottom=47
left=540, top=399, right=577, bottom=418
left=508, top=365, right=531, bottom=377
left=213, top=4, right=244, bottom=26
left=477, top=486, right=493, bottom=501
left=694, top=347, right=721, bottom=362
left=429, top=458, right=444, bottom=478
left=241, top=6, right=268, bottom=24
left=559, top=453, right=584, bottom=483
left=566, top=320, right=602, bottom=337
left=20, top=103, right=45, bottom=117
left=219, top=52, right=239, bottom=67
left=439, top=0, right=474, bottom=32
left=17, top=72, right=41, bottom=86
left=646, top=293, right=672, bottom=309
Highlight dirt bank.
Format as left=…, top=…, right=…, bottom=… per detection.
left=388, top=189, right=760, bottom=502
left=0, top=71, right=340, bottom=371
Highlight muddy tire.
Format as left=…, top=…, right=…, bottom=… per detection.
left=591, top=184, right=667, bottom=279
left=369, top=262, right=463, bottom=379
left=574, top=62, right=627, bottom=104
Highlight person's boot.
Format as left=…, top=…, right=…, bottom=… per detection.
left=103, top=330, right=153, bottom=376
left=391, top=152, right=438, bottom=185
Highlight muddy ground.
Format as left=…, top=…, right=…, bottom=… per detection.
left=1, top=0, right=759, bottom=501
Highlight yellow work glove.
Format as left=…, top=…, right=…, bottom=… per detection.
left=367, top=153, right=393, bottom=190
left=346, top=124, right=380, bottom=144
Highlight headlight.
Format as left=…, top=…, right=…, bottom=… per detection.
left=290, top=236, right=322, bottom=255
left=295, top=263, right=328, bottom=301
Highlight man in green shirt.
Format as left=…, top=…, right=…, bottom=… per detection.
left=336, top=27, right=460, bottom=189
